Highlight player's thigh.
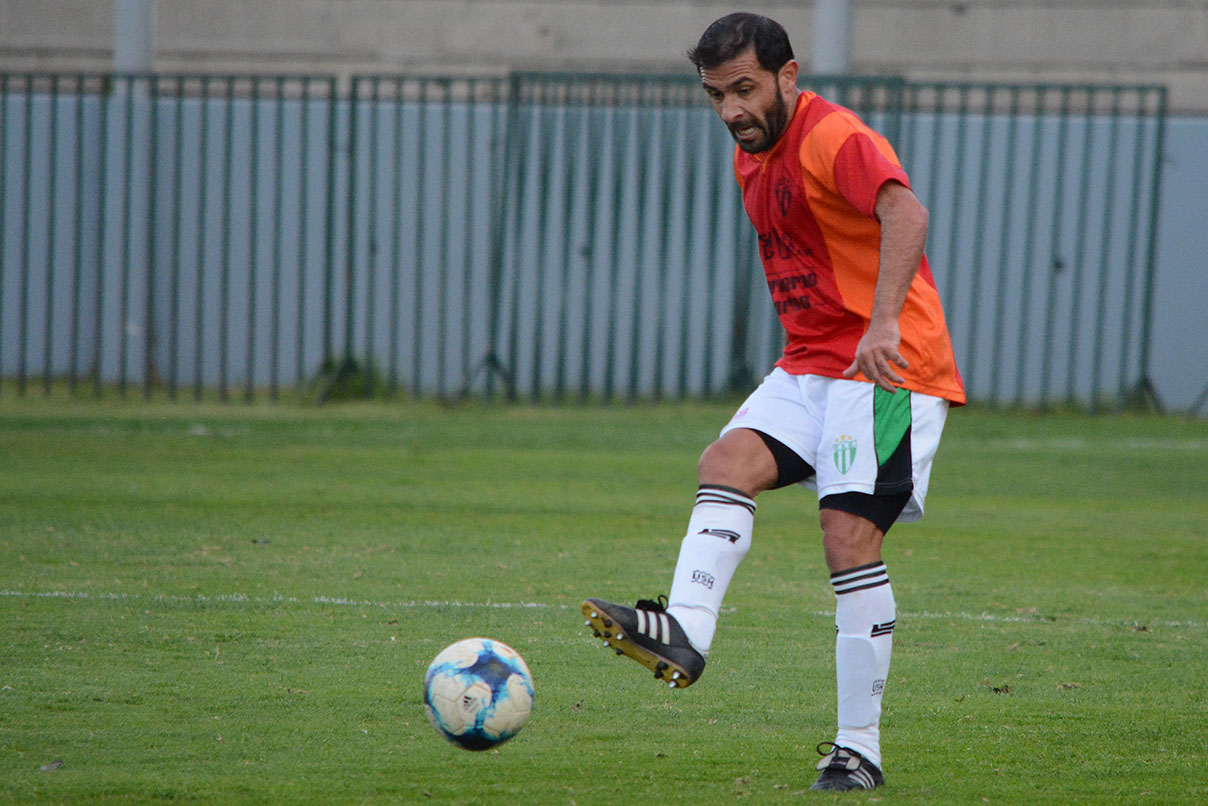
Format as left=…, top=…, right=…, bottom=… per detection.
left=719, top=367, right=824, bottom=472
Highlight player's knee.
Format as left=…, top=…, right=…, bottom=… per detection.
left=819, top=507, right=885, bottom=571
left=697, top=431, right=777, bottom=496
left=696, top=438, right=733, bottom=482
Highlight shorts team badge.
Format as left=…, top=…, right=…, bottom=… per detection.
left=833, top=435, right=857, bottom=474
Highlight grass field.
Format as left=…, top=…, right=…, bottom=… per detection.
left=1, top=397, right=1205, bottom=804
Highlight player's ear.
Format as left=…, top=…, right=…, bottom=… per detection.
left=777, top=59, right=799, bottom=96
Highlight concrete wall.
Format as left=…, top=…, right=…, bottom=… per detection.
left=3, top=1, right=1208, bottom=112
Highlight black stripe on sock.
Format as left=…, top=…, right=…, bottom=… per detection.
left=829, top=560, right=886, bottom=580
left=695, top=485, right=756, bottom=513
left=833, top=578, right=890, bottom=595
left=831, top=568, right=887, bottom=587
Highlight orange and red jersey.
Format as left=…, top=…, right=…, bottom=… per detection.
left=734, top=91, right=966, bottom=405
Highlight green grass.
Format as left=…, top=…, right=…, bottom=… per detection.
left=1, top=397, right=1205, bottom=804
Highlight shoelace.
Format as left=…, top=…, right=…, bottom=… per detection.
left=635, top=594, right=669, bottom=612
left=815, top=742, right=863, bottom=772
left=816, top=742, right=847, bottom=766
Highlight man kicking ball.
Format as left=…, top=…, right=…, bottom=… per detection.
left=582, top=12, right=965, bottom=792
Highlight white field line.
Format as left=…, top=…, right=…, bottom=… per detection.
left=983, top=437, right=1208, bottom=452
left=0, top=589, right=1202, bottom=630
left=0, top=589, right=557, bottom=610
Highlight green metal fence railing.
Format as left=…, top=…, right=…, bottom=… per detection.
left=895, top=82, right=1167, bottom=410
left=0, top=71, right=1167, bottom=408
left=0, top=73, right=341, bottom=402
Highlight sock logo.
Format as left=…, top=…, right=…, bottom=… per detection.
left=698, top=528, right=741, bottom=544
left=871, top=620, right=895, bottom=638
left=871, top=678, right=885, bottom=696
left=691, top=570, right=716, bottom=589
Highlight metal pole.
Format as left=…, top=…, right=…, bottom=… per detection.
left=114, top=0, right=155, bottom=73
left=812, top=0, right=852, bottom=75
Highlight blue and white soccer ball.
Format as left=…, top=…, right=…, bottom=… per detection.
left=423, top=637, right=534, bottom=751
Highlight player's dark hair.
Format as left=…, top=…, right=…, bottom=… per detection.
left=687, top=13, right=795, bottom=74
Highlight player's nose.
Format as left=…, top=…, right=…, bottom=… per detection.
left=719, top=95, right=745, bottom=124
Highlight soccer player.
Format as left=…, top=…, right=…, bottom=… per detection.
left=582, top=12, right=966, bottom=792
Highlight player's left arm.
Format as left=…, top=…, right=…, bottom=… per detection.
left=842, top=180, right=929, bottom=393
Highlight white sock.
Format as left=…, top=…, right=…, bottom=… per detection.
left=666, top=485, right=755, bottom=657
left=830, top=562, right=895, bottom=768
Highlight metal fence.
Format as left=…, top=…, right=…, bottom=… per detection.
left=0, top=71, right=1166, bottom=407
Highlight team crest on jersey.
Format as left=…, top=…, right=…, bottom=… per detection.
left=833, top=435, right=857, bottom=475
left=775, top=174, right=793, bottom=216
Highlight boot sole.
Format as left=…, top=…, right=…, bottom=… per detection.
left=581, top=598, right=698, bottom=688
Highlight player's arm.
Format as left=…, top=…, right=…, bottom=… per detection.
left=842, top=180, right=929, bottom=393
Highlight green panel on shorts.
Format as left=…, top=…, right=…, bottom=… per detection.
left=873, top=387, right=912, bottom=467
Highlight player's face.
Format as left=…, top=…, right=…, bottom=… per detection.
left=700, top=47, right=799, bottom=153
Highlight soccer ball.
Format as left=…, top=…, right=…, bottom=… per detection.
left=423, top=637, right=534, bottom=750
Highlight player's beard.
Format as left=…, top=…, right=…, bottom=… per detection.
left=728, top=90, right=791, bottom=154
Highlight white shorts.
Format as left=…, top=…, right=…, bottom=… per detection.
left=720, top=368, right=950, bottom=522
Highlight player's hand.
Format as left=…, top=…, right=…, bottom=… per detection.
left=843, top=319, right=907, bottom=393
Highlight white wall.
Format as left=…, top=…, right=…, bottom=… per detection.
left=2, top=1, right=1208, bottom=112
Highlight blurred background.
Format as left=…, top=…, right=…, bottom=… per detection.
left=1, top=1, right=1204, bottom=413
